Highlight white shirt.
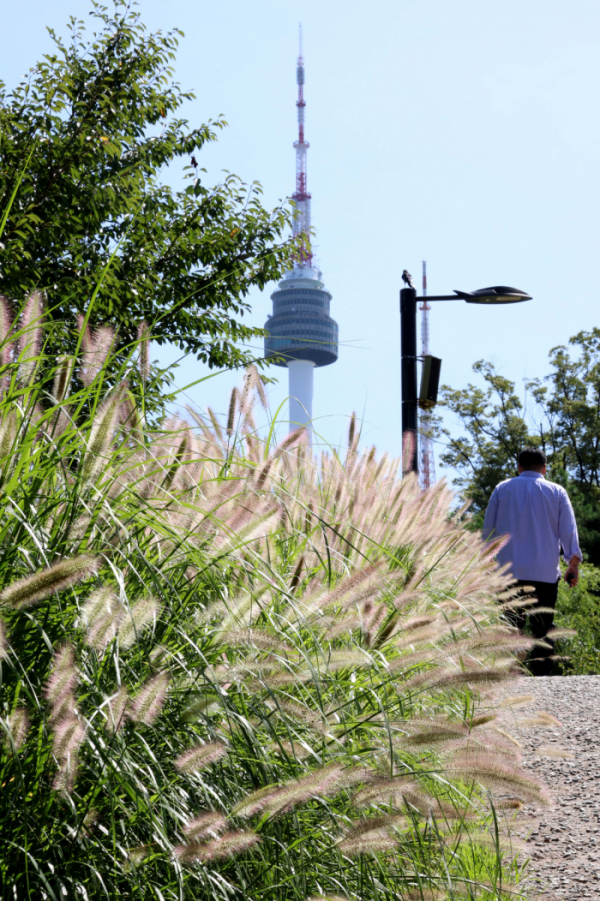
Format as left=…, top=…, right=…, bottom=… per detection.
left=482, top=471, right=582, bottom=582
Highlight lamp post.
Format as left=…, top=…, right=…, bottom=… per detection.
left=400, top=283, right=532, bottom=475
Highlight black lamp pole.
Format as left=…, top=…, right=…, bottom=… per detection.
left=399, top=280, right=532, bottom=478
left=400, top=286, right=418, bottom=474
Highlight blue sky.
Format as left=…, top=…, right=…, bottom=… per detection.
left=4, top=0, right=600, bottom=480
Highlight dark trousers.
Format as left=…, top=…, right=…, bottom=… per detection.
left=506, top=579, right=559, bottom=677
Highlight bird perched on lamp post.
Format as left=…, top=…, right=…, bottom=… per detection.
left=402, top=270, right=414, bottom=288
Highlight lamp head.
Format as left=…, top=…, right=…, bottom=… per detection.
left=453, top=286, right=532, bottom=304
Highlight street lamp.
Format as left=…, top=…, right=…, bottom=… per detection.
left=400, top=282, right=532, bottom=475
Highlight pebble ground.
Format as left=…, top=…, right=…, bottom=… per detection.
left=494, top=676, right=600, bottom=900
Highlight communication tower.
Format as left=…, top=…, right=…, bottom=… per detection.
left=264, top=28, right=338, bottom=435
left=419, top=261, right=436, bottom=489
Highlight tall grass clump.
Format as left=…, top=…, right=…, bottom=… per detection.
left=0, top=298, right=543, bottom=900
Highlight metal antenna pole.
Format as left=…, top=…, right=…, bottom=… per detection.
left=419, top=261, right=436, bottom=489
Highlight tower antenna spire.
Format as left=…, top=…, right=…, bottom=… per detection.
left=293, top=24, right=311, bottom=264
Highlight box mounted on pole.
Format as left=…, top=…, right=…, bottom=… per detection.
left=419, top=355, right=441, bottom=410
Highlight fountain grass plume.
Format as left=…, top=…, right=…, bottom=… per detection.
left=104, top=686, right=130, bottom=734
left=51, top=355, right=76, bottom=405
left=81, top=586, right=119, bottom=628
left=81, top=383, right=128, bottom=483
left=79, top=325, right=116, bottom=387
left=175, top=741, right=228, bottom=774
left=3, top=706, right=29, bottom=753
left=444, top=751, right=550, bottom=804
left=129, top=671, right=169, bottom=725
left=174, top=830, right=260, bottom=865
left=232, top=763, right=346, bottom=819
left=52, top=714, right=86, bottom=761
left=118, top=596, right=161, bottom=648
left=182, top=811, right=227, bottom=842
left=18, top=290, right=45, bottom=384
left=137, top=321, right=150, bottom=383
left=45, top=643, right=78, bottom=721
left=0, top=554, right=100, bottom=609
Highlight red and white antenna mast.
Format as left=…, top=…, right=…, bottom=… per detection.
left=419, top=260, right=436, bottom=490
left=293, top=25, right=312, bottom=266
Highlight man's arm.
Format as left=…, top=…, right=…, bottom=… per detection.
left=558, top=491, right=583, bottom=587
left=482, top=488, right=500, bottom=542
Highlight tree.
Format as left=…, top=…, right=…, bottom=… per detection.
left=0, top=1, right=295, bottom=368
left=437, top=331, right=600, bottom=562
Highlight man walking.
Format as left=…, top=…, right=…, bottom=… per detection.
left=482, top=446, right=582, bottom=676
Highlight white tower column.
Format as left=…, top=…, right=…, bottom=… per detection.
left=288, top=360, right=315, bottom=432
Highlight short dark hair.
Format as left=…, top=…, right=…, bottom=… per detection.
left=518, top=446, right=547, bottom=469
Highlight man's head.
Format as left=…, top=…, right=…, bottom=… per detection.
left=518, top=446, right=547, bottom=475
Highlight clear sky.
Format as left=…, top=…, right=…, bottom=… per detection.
left=4, top=0, right=600, bottom=478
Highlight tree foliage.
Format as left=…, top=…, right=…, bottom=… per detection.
left=0, top=0, right=294, bottom=367
left=437, top=330, right=600, bottom=562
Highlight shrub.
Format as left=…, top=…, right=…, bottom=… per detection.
left=553, top=563, right=600, bottom=674
left=0, top=299, right=538, bottom=899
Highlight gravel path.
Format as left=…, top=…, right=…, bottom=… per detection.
left=495, top=676, right=600, bottom=900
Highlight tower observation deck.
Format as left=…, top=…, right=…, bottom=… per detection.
left=264, top=30, right=338, bottom=434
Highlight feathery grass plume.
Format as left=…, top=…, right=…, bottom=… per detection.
left=174, top=830, right=260, bottom=865
left=495, top=799, right=523, bottom=810
left=52, top=752, right=80, bottom=794
left=0, top=410, right=19, bottom=468
left=402, top=664, right=516, bottom=694
left=53, top=715, right=86, bottom=761
left=353, top=777, right=420, bottom=808
left=517, top=712, right=562, bottom=729
left=183, top=811, right=227, bottom=842
left=45, top=643, right=78, bottom=721
left=262, top=764, right=348, bottom=818
left=0, top=296, right=16, bottom=376
left=129, top=671, right=169, bottom=725
left=80, top=325, right=116, bottom=387
left=546, top=627, right=577, bottom=640
left=348, top=411, right=356, bottom=450
left=3, top=706, right=30, bottom=753
left=232, top=764, right=345, bottom=818
left=219, top=629, right=293, bottom=653
left=0, top=554, right=100, bottom=610
left=81, top=383, right=128, bottom=483
left=137, top=321, right=150, bottom=383
left=0, top=616, right=7, bottom=659
left=81, top=586, right=118, bottom=627
left=125, top=846, right=150, bottom=868
left=86, top=607, right=125, bottom=652
left=174, top=741, right=228, bottom=774
left=337, top=828, right=398, bottom=856
left=314, top=649, right=374, bottom=673
left=226, top=387, right=239, bottom=436
left=118, top=596, right=161, bottom=648
left=537, top=745, right=574, bottom=759
left=51, top=354, right=76, bottom=405
left=18, top=290, right=45, bottom=384
left=444, top=752, right=550, bottom=804
left=104, top=687, right=130, bottom=734
left=498, top=695, right=534, bottom=709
